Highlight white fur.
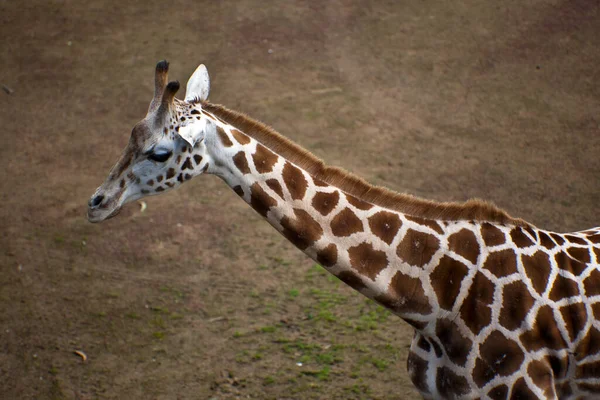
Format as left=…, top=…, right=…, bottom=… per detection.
left=185, top=64, right=210, bottom=102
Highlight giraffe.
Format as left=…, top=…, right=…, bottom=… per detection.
left=88, top=61, right=600, bottom=399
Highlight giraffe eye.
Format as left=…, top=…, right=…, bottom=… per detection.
left=148, top=151, right=172, bottom=163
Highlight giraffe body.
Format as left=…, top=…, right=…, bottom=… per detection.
left=88, top=61, right=600, bottom=399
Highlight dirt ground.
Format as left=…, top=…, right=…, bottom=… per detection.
left=1, top=0, right=599, bottom=399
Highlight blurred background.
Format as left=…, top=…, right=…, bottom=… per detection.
left=1, top=1, right=599, bottom=398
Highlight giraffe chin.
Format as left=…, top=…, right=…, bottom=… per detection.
left=87, top=205, right=122, bottom=223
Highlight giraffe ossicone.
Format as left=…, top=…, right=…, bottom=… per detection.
left=88, top=61, right=600, bottom=400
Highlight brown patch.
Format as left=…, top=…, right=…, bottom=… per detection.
left=217, top=126, right=233, bottom=147
left=346, top=194, right=373, bottom=210
left=575, top=327, right=600, bottom=360
left=556, top=382, right=573, bottom=399
left=265, top=179, right=284, bottom=199
left=203, top=102, right=529, bottom=227
left=375, top=271, right=432, bottom=315
left=280, top=208, right=323, bottom=250
left=282, top=162, right=308, bottom=200
left=550, top=233, right=566, bottom=245
left=232, top=185, right=244, bottom=197
left=479, top=330, right=525, bottom=376
left=578, top=382, right=600, bottom=394
left=583, top=268, right=600, bottom=296
left=166, top=168, right=176, bottom=179
left=156, top=175, right=163, bottom=183
left=510, top=378, right=537, bottom=400
left=499, top=280, right=536, bottom=330
left=120, top=179, right=126, bottom=188
left=560, top=302, right=587, bottom=342
left=316, top=244, right=337, bottom=268
left=588, top=233, right=600, bottom=243
left=448, top=228, right=480, bottom=264
left=510, top=227, right=535, bottom=248
left=231, top=128, right=251, bottom=145
left=576, top=360, right=600, bottom=379
left=473, top=358, right=496, bottom=388
left=404, top=215, right=443, bottom=234
left=407, top=352, right=430, bottom=395
left=249, top=182, right=276, bottom=217
left=528, top=360, right=555, bottom=398
left=430, top=256, right=468, bottom=311
left=546, top=354, right=568, bottom=379
left=330, top=208, right=364, bottom=237
left=417, top=336, right=431, bottom=352
left=155, top=186, right=164, bottom=192
left=520, top=305, right=568, bottom=351
left=555, top=251, right=587, bottom=276
left=481, top=223, right=506, bottom=246
left=567, top=246, right=591, bottom=263
left=459, top=271, right=495, bottom=334
left=396, top=229, right=440, bottom=268
left=522, top=251, right=552, bottom=295
left=593, top=302, right=600, bottom=320
left=483, top=249, right=518, bottom=278
left=181, top=157, right=193, bottom=170
left=487, top=385, right=508, bottom=400
left=348, top=242, right=388, bottom=280
left=193, top=154, right=202, bottom=165
left=539, top=231, right=556, bottom=250
left=146, top=179, right=154, bottom=186
left=252, top=144, right=279, bottom=174
left=565, top=234, right=587, bottom=245
left=430, top=339, right=443, bottom=357
left=404, top=318, right=428, bottom=330
left=368, top=211, right=402, bottom=245
left=313, top=178, right=329, bottom=187
left=311, top=191, right=340, bottom=216
left=336, top=270, right=366, bottom=291
left=176, top=155, right=181, bottom=164
left=435, top=319, right=472, bottom=366
left=548, top=274, right=580, bottom=301
left=436, top=366, right=469, bottom=399
left=233, top=151, right=250, bottom=174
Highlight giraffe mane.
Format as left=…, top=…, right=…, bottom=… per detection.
left=202, top=101, right=531, bottom=228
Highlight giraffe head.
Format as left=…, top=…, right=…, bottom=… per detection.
left=87, top=61, right=214, bottom=223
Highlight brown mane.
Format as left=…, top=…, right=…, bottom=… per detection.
left=202, top=101, right=530, bottom=228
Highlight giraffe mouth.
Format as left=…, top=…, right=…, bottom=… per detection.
left=87, top=204, right=122, bottom=223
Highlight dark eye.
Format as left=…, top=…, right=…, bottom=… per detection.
left=148, top=151, right=171, bottom=163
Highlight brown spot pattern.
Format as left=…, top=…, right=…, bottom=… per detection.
left=575, top=327, right=600, bottom=360
left=560, top=302, right=587, bottom=342
left=312, top=191, right=340, bottom=216
left=430, top=256, right=468, bottom=311
left=448, top=228, right=480, bottom=264
left=436, top=366, right=470, bottom=399
left=348, top=242, right=388, bottom=280
left=520, top=305, right=567, bottom=351
left=550, top=233, right=565, bottom=245
left=330, top=208, right=363, bottom=237
left=316, top=244, right=338, bottom=268
left=556, top=251, right=587, bottom=276
left=483, top=249, right=518, bottom=278
left=232, top=185, right=244, bottom=197
left=280, top=208, right=323, bottom=250
left=346, top=195, right=373, bottom=210
left=487, top=385, right=508, bottom=400
left=407, top=352, right=430, bottom=394
left=396, top=229, right=440, bottom=268
left=368, top=211, right=402, bottom=245
left=405, top=215, right=443, bottom=234
left=567, top=247, right=591, bottom=263
left=233, top=151, right=250, bottom=174
left=217, top=126, right=233, bottom=147
left=511, top=227, right=535, bottom=248
left=565, top=234, right=587, bottom=245
left=193, top=154, right=203, bottom=165
left=528, top=360, right=555, bottom=398
left=436, top=319, right=472, bottom=366
left=548, top=274, right=580, bottom=301
left=479, top=330, right=525, bottom=376
left=539, top=231, right=556, bottom=250
left=481, top=222, right=506, bottom=246
left=336, top=270, right=366, bottom=291
left=375, top=271, right=432, bottom=315
left=231, top=129, right=250, bottom=145
left=252, top=144, right=278, bottom=174
left=499, top=281, right=536, bottom=330
left=181, top=157, right=193, bottom=170
left=265, top=179, right=284, bottom=199
left=166, top=168, right=176, bottom=179
left=282, top=162, right=307, bottom=200
left=510, top=378, right=536, bottom=399
left=460, top=271, right=495, bottom=334
left=576, top=361, right=600, bottom=379
left=522, top=251, right=552, bottom=295
left=249, top=183, right=276, bottom=217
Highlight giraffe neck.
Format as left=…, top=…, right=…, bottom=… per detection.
left=197, top=106, right=488, bottom=330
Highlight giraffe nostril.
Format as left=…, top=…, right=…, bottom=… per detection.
left=89, top=195, right=104, bottom=208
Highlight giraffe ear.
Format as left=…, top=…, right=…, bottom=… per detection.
left=185, top=64, right=210, bottom=102
left=177, top=116, right=213, bottom=147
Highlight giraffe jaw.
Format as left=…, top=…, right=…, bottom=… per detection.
left=87, top=205, right=122, bottom=223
